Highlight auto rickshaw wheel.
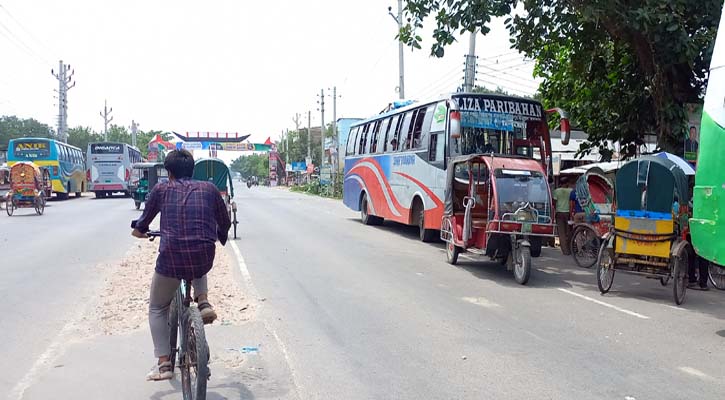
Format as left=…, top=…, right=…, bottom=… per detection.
left=596, top=244, right=615, bottom=293
left=571, top=226, right=600, bottom=269
left=446, top=241, right=460, bottom=265
left=512, top=245, right=531, bottom=285
left=530, top=237, right=542, bottom=258
left=672, top=247, right=689, bottom=305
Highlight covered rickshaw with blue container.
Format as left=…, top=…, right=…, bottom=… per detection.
left=192, top=157, right=239, bottom=239
left=596, top=156, right=692, bottom=304
left=440, top=154, right=557, bottom=285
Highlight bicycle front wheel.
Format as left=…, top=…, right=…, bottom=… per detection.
left=169, top=288, right=182, bottom=372
left=180, top=307, right=209, bottom=400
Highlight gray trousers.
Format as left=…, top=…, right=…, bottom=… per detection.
left=149, top=272, right=208, bottom=357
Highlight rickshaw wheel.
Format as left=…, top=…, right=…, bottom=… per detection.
left=35, top=196, right=45, bottom=215
left=708, top=262, right=725, bottom=290
left=513, top=246, right=531, bottom=285
left=571, top=226, right=600, bottom=269
left=672, top=248, right=689, bottom=305
left=6, top=200, right=14, bottom=216
left=446, top=241, right=460, bottom=265
left=529, top=237, right=542, bottom=258
left=596, top=244, right=615, bottom=293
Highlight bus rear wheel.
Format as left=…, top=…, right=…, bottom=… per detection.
left=416, top=205, right=437, bottom=243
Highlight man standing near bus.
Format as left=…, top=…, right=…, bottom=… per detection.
left=553, top=177, right=573, bottom=255
left=131, top=149, right=231, bottom=381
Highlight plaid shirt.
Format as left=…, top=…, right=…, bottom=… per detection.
left=135, top=178, right=232, bottom=279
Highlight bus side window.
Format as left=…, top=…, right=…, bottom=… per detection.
left=347, top=127, right=359, bottom=156
left=358, top=124, right=370, bottom=155
left=414, top=105, right=434, bottom=150
left=386, top=115, right=401, bottom=152
left=376, top=118, right=390, bottom=154
left=429, top=133, right=446, bottom=163
left=369, top=120, right=381, bottom=153
left=399, top=111, right=414, bottom=151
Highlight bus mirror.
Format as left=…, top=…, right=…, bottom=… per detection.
left=450, top=111, right=461, bottom=139
left=560, top=118, right=571, bottom=145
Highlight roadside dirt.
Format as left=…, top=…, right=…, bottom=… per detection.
left=76, top=238, right=252, bottom=337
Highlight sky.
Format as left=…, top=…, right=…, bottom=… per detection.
left=0, top=0, right=539, bottom=145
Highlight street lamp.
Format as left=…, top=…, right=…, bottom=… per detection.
left=388, top=1, right=405, bottom=99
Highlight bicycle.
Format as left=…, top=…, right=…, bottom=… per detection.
left=147, top=230, right=210, bottom=400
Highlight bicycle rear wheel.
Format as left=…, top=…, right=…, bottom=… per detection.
left=180, top=307, right=209, bottom=400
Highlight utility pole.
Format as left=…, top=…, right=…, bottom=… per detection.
left=463, top=30, right=477, bottom=92
left=318, top=89, right=326, bottom=176
left=131, top=120, right=140, bottom=147
left=51, top=60, right=75, bottom=143
left=331, top=86, right=339, bottom=193
left=307, top=111, right=312, bottom=159
left=388, top=1, right=405, bottom=99
left=285, top=128, right=289, bottom=165
left=100, top=100, right=113, bottom=141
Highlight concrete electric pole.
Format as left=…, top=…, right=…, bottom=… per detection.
left=388, top=1, right=405, bottom=99
left=318, top=89, right=325, bottom=173
left=307, top=111, right=312, bottom=159
left=100, top=100, right=113, bottom=141
left=51, top=60, right=75, bottom=142
left=131, top=120, right=140, bottom=147
left=463, top=30, right=477, bottom=92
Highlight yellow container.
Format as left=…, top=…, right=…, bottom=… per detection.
left=615, top=216, right=673, bottom=258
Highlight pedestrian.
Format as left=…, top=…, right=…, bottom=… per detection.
left=553, top=177, right=573, bottom=255
left=570, top=184, right=586, bottom=223
left=689, top=255, right=710, bottom=291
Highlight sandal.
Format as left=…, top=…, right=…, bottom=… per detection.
left=198, top=301, right=218, bottom=325
left=146, top=361, right=173, bottom=381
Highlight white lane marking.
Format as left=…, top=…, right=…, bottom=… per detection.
left=679, top=366, right=714, bottom=381
left=666, top=305, right=687, bottom=311
left=558, top=288, right=650, bottom=319
left=229, top=241, right=303, bottom=396
left=10, top=315, right=77, bottom=400
left=462, top=296, right=501, bottom=308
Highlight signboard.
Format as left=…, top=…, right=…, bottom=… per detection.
left=685, top=103, right=702, bottom=164
left=320, top=165, right=332, bottom=185
left=90, top=143, right=122, bottom=154
left=291, top=161, right=306, bottom=172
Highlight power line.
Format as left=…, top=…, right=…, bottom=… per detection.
left=475, top=77, right=534, bottom=96
left=476, top=64, right=540, bottom=89
left=0, top=18, right=51, bottom=66
left=0, top=4, right=56, bottom=60
left=475, top=71, right=539, bottom=93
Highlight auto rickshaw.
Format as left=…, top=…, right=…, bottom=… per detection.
left=192, top=158, right=239, bottom=239
left=5, top=162, right=50, bottom=216
left=596, top=156, right=692, bottom=304
left=570, top=170, right=614, bottom=268
left=440, top=155, right=557, bottom=285
left=129, top=162, right=167, bottom=210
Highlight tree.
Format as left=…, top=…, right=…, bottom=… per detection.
left=0, top=116, right=53, bottom=149
left=67, top=126, right=103, bottom=152
left=230, top=153, right=268, bottom=178
left=400, top=0, right=721, bottom=157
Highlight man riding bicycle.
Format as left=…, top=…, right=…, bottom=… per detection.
left=131, top=149, right=232, bottom=381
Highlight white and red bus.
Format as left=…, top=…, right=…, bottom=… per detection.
left=343, top=93, right=570, bottom=241
left=86, top=142, right=142, bottom=198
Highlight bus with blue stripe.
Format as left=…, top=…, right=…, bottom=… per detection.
left=343, top=93, right=570, bottom=241
left=7, top=138, right=87, bottom=199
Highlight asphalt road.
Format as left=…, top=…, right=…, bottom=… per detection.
left=6, top=184, right=725, bottom=399
left=236, top=184, right=725, bottom=400
left=0, top=194, right=137, bottom=395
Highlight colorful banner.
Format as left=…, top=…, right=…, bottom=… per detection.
left=175, top=141, right=272, bottom=152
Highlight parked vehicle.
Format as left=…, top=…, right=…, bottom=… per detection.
left=87, top=142, right=142, bottom=198
left=596, top=156, right=692, bottom=304
left=570, top=170, right=615, bottom=268
left=5, top=162, right=51, bottom=216
left=440, top=154, right=556, bottom=285
left=0, top=165, right=9, bottom=210
left=129, top=162, right=167, bottom=210
left=192, top=158, right=239, bottom=239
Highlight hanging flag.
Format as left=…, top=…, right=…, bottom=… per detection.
left=264, top=137, right=272, bottom=145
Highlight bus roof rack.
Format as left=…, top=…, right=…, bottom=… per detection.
left=379, top=100, right=416, bottom=114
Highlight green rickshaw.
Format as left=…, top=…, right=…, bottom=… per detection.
left=129, top=162, right=167, bottom=210
left=192, top=158, right=239, bottom=239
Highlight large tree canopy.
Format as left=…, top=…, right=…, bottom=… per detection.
left=0, top=116, right=53, bottom=149
left=400, top=0, right=721, bottom=158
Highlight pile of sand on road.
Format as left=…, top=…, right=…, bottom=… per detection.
left=79, top=239, right=253, bottom=336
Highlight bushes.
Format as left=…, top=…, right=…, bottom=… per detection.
left=290, top=174, right=343, bottom=199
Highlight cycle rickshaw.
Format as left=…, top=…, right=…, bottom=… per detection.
left=192, top=158, right=239, bottom=239
left=570, top=170, right=614, bottom=268
left=596, top=156, right=692, bottom=304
